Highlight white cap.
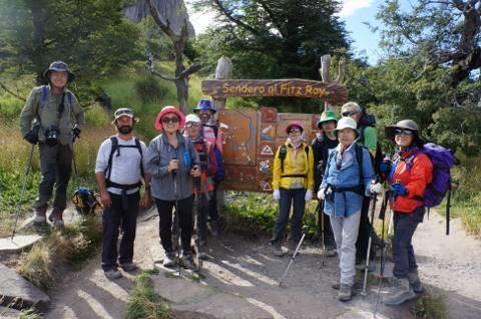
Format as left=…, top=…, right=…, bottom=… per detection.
left=335, top=117, right=358, bottom=132
left=185, top=114, right=201, bottom=124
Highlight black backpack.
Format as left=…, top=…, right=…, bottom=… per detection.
left=104, top=136, right=144, bottom=188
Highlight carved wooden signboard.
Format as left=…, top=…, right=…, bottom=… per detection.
left=203, top=79, right=347, bottom=105
left=219, top=107, right=321, bottom=192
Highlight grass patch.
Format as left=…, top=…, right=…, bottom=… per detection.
left=223, top=191, right=319, bottom=239
left=411, top=293, right=448, bottom=319
left=445, top=155, right=481, bottom=236
left=18, top=308, right=43, bottom=319
left=126, top=272, right=173, bottom=319
left=16, top=215, right=102, bottom=289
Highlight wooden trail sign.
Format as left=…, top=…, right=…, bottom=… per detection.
left=202, top=79, right=348, bottom=105
left=219, top=107, right=321, bottom=192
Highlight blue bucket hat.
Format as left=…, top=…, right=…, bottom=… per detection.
left=194, top=98, right=216, bottom=113
left=43, top=61, right=75, bottom=82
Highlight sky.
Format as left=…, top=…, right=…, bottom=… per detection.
left=185, top=0, right=413, bottom=66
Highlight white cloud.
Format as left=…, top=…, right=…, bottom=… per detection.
left=338, top=0, right=374, bottom=17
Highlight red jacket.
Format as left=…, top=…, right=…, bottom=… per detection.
left=390, top=148, right=433, bottom=213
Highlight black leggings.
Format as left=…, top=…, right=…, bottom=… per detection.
left=155, top=196, right=194, bottom=254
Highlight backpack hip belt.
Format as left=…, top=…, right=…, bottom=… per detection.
left=106, top=180, right=142, bottom=190
left=330, top=184, right=364, bottom=195
left=281, top=174, right=307, bottom=178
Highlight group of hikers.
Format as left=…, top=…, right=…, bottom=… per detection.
left=19, top=60, right=435, bottom=308
left=271, top=101, right=431, bottom=305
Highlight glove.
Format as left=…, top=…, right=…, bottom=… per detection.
left=305, top=189, right=312, bottom=201
left=273, top=189, right=280, bottom=201
left=391, top=183, right=408, bottom=196
left=317, top=188, right=326, bottom=200
left=369, top=182, right=383, bottom=195
left=72, top=125, right=81, bottom=139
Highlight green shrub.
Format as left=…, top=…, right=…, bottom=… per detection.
left=135, top=77, right=166, bottom=103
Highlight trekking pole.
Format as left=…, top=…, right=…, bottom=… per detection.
left=374, top=191, right=389, bottom=314
left=278, top=225, right=308, bottom=287
left=361, top=192, right=378, bottom=296
left=171, top=157, right=182, bottom=277
left=319, top=200, right=326, bottom=268
left=11, top=144, right=35, bottom=240
left=193, top=172, right=202, bottom=272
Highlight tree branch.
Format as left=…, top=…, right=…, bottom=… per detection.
left=212, top=0, right=261, bottom=36
left=150, top=69, right=177, bottom=81
left=0, top=81, right=26, bottom=101
left=146, top=0, right=176, bottom=39
left=257, top=0, right=286, bottom=38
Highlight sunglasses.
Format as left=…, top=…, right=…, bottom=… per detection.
left=185, top=122, right=201, bottom=128
left=289, top=128, right=301, bottom=134
left=114, top=109, right=133, bottom=117
left=394, top=128, right=414, bottom=136
left=162, top=116, right=179, bottom=124
left=341, top=111, right=359, bottom=117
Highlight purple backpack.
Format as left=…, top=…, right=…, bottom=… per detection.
left=404, top=143, right=457, bottom=235
left=420, top=143, right=456, bottom=208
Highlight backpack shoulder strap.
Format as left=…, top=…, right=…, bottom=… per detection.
left=358, top=126, right=366, bottom=145
left=278, top=145, right=287, bottom=172
left=355, top=144, right=364, bottom=186
left=134, top=137, right=145, bottom=177
left=105, top=136, right=118, bottom=180
left=40, top=85, right=49, bottom=109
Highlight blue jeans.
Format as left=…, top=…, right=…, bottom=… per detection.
left=392, top=206, right=425, bottom=278
left=272, top=188, right=306, bottom=244
left=101, top=192, right=139, bottom=271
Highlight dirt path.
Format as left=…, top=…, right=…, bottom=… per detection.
left=45, top=207, right=481, bottom=319
left=412, top=212, right=481, bottom=319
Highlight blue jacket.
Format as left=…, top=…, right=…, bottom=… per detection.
left=146, top=132, right=200, bottom=201
left=321, top=142, right=375, bottom=217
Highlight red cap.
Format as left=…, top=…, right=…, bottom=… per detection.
left=154, top=106, right=186, bottom=131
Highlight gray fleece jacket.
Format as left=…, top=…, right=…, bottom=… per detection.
left=146, top=132, right=200, bottom=201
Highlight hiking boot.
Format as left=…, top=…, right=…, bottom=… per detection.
left=120, top=262, right=138, bottom=272
left=207, top=220, right=219, bottom=237
left=163, top=252, right=176, bottom=268
left=407, top=271, right=424, bottom=294
left=269, top=242, right=284, bottom=257
left=383, top=277, right=416, bottom=306
left=180, top=254, right=197, bottom=270
left=33, top=206, right=47, bottom=225
left=288, top=240, right=299, bottom=256
left=332, top=281, right=360, bottom=290
left=338, top=284, right=353, bottom=302
left=104, top=269, right=122, bottom=280
left=48, top=207, right=64, bottom=227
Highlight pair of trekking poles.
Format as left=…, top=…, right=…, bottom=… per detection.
left=278, top=189, right=391, bottom=297
left=170, top=161, right=202, bottom=276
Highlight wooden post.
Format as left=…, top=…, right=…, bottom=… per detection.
left=213, top=56, right=233, bottom=112
left=320, top=54, right=331, bottom=112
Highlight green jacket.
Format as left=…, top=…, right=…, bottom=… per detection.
left=20, top=85, right=85, bottom=146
